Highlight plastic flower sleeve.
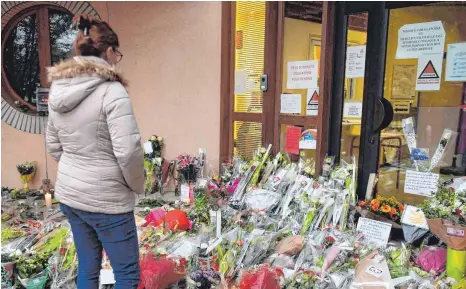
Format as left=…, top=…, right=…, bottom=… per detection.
left=415, top=247, right=447, bottom=275
left=138, top=253, right=187, bottom=289
left=350, top=251, right=394, bottom=289
left=244, top=189, right=281, bottom=212
left=239, top=264, right=284, bottom=289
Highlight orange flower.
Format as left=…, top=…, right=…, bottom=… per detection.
left=381, top=205, right=391, bottom=213
left=370, top=199, right=380, bottom=211
left=358, top=201, right=367, bottom=206
left=390, top=208, right=397, bottom=215
left=399, top=204, right=404, bottom=212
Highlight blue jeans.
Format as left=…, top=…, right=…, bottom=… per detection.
left=60, top=203, right=140, bottom=289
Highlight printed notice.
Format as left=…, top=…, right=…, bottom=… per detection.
left=396, top=21, right=445, bottom=59
left=281, top=94, right=301, bottom=114
left=445, top=42, right=466, bottom=82
left=416, top=53, right=443, bottom=91
left=234, top=70, right=247, bottom=94
left=306, top=88, right=319, bottom=116
left=356, top=217, right=392, bottom=247
left=343, top=102, right=363, bottom=118
left=404, top=170, right=439, bottom=197
left=287, top=60, right=318, bottom=89
left=401, top=205, right=429, bottom=230
left=345, top=45, right=366, bottom=78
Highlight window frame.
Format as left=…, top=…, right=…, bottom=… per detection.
left=1, top=5, right=72, bottom=112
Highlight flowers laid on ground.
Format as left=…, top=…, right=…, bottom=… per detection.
left=358, top=196, right=404, bottom=223
left=419, top=185, right=466, bottom=226
left=4, top=145, right=466, bottom=289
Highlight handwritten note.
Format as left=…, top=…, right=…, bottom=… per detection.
left=180, top=184, right=190, bottom=203
left=285, top=126, right=301, bottom=155
left=356, top=217, right=392, bottom=247
left=446, top=42, right=466, bottom=82
left=287, top=60, right=318, bottom=89
left=346, top=45, right=366, bottom=78
left=401, top=205, right=429, bottom=230
left=404, top=170, right=439, bottom=197
left=281, top=94, right=301, bottom=114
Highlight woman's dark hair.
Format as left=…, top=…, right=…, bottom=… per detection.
left=73, top=15, right=119, bottom=57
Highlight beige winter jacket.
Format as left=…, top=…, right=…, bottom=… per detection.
left=46, top=56, right=144, bottom=214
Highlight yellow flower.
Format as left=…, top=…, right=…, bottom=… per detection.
left=381, top=205, right=391, bottom=213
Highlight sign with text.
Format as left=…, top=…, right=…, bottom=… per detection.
left=416, top=53, right=443, bottom=91
left=285, top=126, right=301, bottom=155
left=404, top=170, right=439, bottom=197
left=306, top=88, right=319, bottom=116
left=343, top=102, right=363, bottom=118
left=401, top=205, right=429, bottom=230
left=445, top=42, right=466, bottom=82
left=281, top=94, right=302, bottom=114
left=299, top=129, right=317, bottom=150
left=396, top=21, right=445, bottom=59
left=357, top=217, right=392, bottom=247
left=345, top=45, right=366, bottom=78
left=287, top=60, right=318, bottom=89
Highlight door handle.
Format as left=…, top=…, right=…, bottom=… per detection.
left=373, top=98, right=393, bottom=133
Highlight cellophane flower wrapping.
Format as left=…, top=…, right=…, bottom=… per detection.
left=239, top=264, right=284, bottom=289
left=415, top=247, right=447, bottom=275
left=138, top=253, right=187, bottom=289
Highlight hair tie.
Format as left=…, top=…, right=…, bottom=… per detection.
left=72, top=15, right=92, bottom=36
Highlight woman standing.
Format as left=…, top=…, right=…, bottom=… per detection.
left=46, top=15, right=144, bottom=289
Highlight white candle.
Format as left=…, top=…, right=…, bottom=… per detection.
left=45, top=193, right=52, bottom=208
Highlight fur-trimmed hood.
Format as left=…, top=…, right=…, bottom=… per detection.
left=47, top=56, right=127, bottom=113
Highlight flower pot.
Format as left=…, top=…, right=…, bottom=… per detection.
left=1, top=261, right=15, bottom=289
left=446, top=248, right=466, bottom=281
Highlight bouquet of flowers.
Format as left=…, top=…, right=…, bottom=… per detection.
left=187, top=269, right=223, bottom=289
left=15, top=252, right=51, bottom=289
left=16, top=161, right=37, bottom=191
left=419, top=186, right=466, bottom=227
left=177, top=154, right=201, bottom=183
left=138, top=253, right=187, bottom=289
left=357, top=196, right=404, bottom=225
left=239, top=264, right=284, bottom=289
left=144, top=135, right=165, bottom=194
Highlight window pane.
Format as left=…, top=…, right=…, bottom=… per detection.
left=234, top=121, right=262, bottom=160
left=3, top=13, right=40, bottom=106
left=49, top=9, right=75, bottom=64
left=234, top=2, right=265, bottom=113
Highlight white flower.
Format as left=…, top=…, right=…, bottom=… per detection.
left=158, top=136, right=163, bottom=142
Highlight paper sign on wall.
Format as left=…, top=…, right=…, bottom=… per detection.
left=287, top=60, right=318, bottom=89
left=345, top=45, right=366, bottom=78
left=281, top=94, right=301, bottom=114
left=343, top=102, right=363, bottom=118
left=396, top=21, right=445, bottom=59
left=416, top=53, right=443, bottom=91
left=404, top=170, right=439, bottom=197
left=356, top=217, right=392, bottom=247
left=234, top=70, right=247, bottom=94
left=285, top=126, right=301, bottom=155
left=306, top=88, right=319, bottom=116
left=299, top=129, right=317, bottom=150
left=445, top=42, right=466, bottom=82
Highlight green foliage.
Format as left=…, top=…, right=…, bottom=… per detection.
left=15, top=252, right=51, bottom=279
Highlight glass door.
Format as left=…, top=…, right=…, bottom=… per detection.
left=331, top=2, right=466, bottom=203
left=377, top=3, right=466, bottom=204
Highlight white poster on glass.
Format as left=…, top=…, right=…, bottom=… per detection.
left=445, top=42, right=466, bottom=82
left=345, top=45, right=366, bottom=78
left=287, top=60, right=318, bottom=89
left=396, top=21, right=445, bottom=59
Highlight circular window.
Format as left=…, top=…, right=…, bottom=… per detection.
left=1, top=2, right=100, bottom=134
left=3, top=7, right=75, bottom=111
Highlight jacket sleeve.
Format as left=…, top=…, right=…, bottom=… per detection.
left=46, top=117, right=63, bottom=161
left=103, top=83, right=145, bottom=194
